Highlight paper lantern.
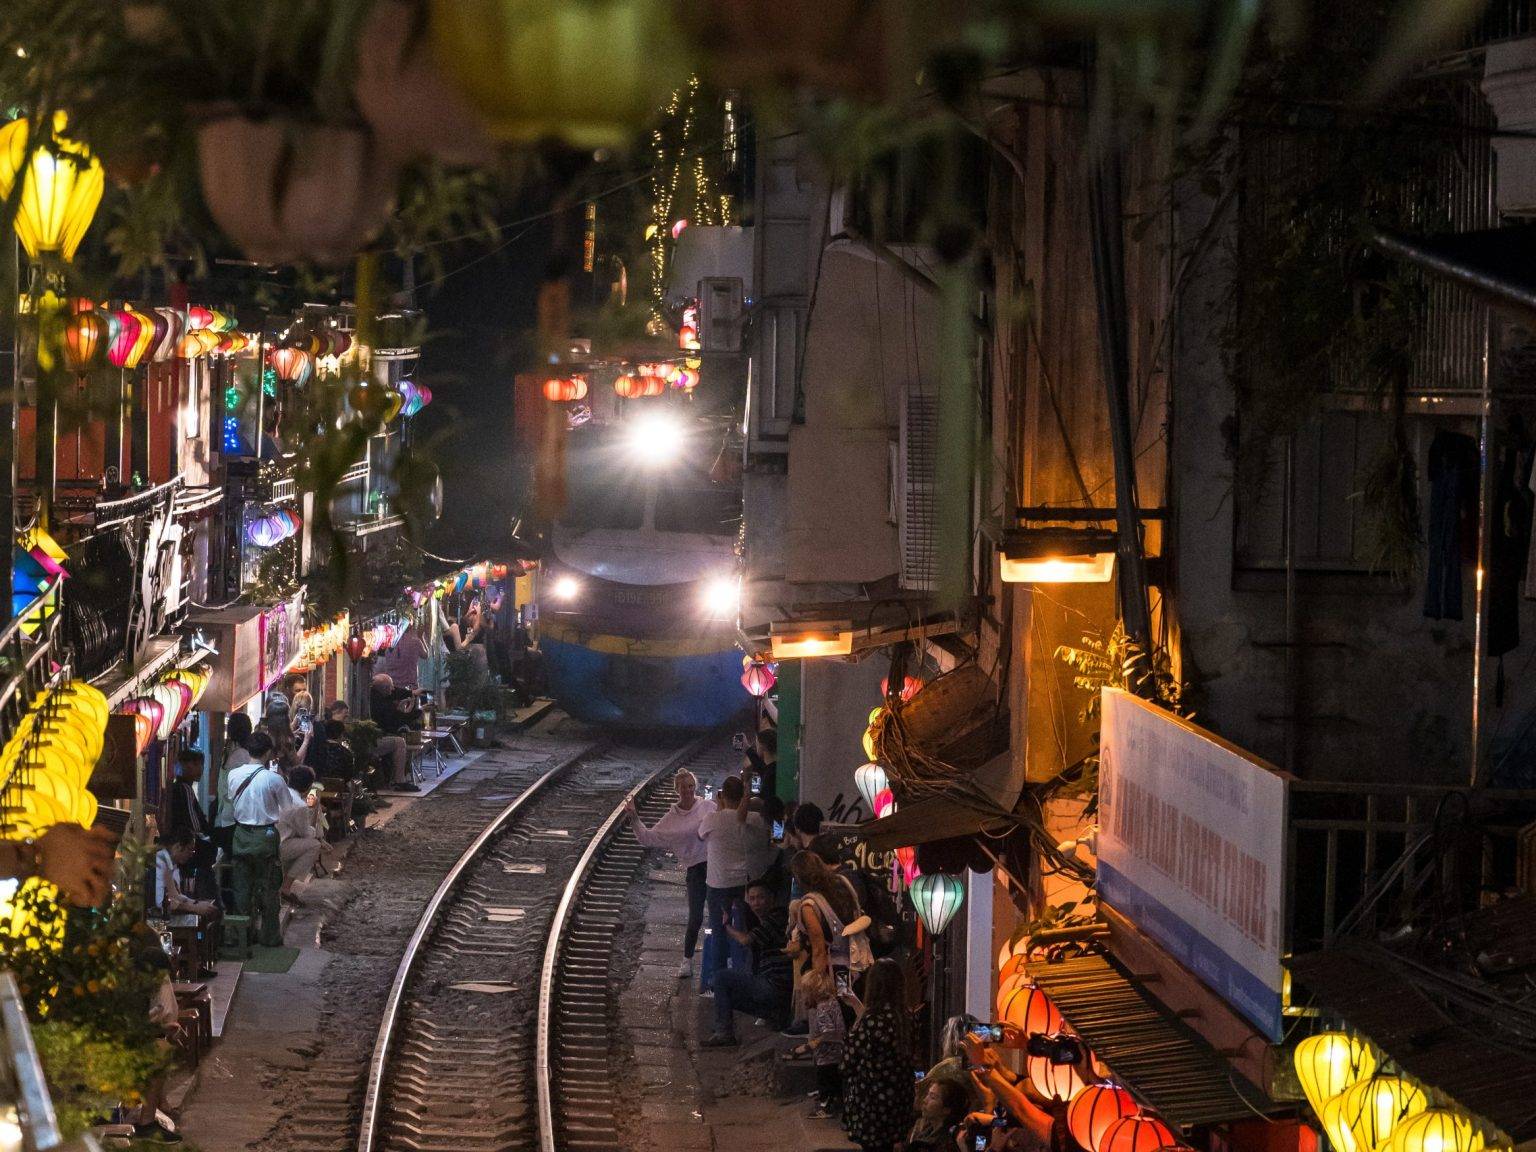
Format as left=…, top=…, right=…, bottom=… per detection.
left=122, top=697, right=165, bottom=744
left=269, top=346, right=312, bottom=383
left=1069, top=1085, right=1139, bottom=1152
left=120, top=307, right=156, bottom=369
left=853, top=763, right=888, bottom=810
left=105, top=308, right=144, bottom=368
left=345, top=635, right=366, bottom=662
left=907, top=872, right=963, bottom=933
left=1380, top=1110, right=1484, bottom=1152
left=1295, top=1032, right=1377, bottom=1116
left=1000, top=952, right=1029, bottom=985
left=151, top=308, right=183, bottom=361
left=895, top=845, right=919, bottom=886
left=130, top=713, right=153, bottom=755
left=1324, top=1077, right=1428, bottom=1152
left=614, top=372, right=665, bottom=399
left=679, top=323, right=699, bottom=350
left=741, top=661, right=776, bottom=697
left=881, top=675, right=922, bottom=702
left=1027, top=1054, right=1085, bottom=1103
left=186, top=305, right=215, bottom=330
left=999, top=982, right=1062, bottom=1036
left=247, top=514, right=284, bottom=548
left=0, top=112, right=105, bottom=261
left=543, top=375, right=587, bottom=402
left=62, top=310, right=106, bottom=370
left=873, top=789, right=895, bottom=819
left=1100, top=1116, right=1178, bottom=1152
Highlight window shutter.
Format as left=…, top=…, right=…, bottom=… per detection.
left=899, top=386, right=939, bottom=592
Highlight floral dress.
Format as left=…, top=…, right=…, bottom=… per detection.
left=842, top=1005, right=913, bottom=1150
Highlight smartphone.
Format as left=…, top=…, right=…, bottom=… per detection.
left=969, top=1023, right=1005, bottom=1042
left=973, top=1132, right=989, bottom=1152
left=772, top=820, right=785, bottom=841
left=750, top=773, right=762, bottom=796
left=835, top=969, right=851, bottom=995
left=731, top=732, right=748, bottom=751
left=914, top=1070, right=926, bottom=1082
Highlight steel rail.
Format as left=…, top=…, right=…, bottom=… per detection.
left=534, top=732, right=714, bottom=1152
left=354, top=739, right=605, bottom=1152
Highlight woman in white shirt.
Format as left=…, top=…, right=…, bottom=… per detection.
left=625, top=769, right=716, bottom=979
left=275, top=764, right=327, bottom=905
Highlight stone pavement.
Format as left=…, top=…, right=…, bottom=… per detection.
left=617, top=863, right=857, bottom=1152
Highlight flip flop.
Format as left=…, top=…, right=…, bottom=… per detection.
left=779, top=1043, right=813, bottom=1062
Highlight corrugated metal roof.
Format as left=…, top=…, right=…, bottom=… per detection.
left=1027, top=953, right=1277, bottom=1128
left=1288, top=943, right=1536, bottom=1143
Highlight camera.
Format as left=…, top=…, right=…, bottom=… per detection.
left=1025, top=1032, right=1086, bottom=1065
left=969, top=1023, right=1005, bottom=1042
left=731, top=732, right=748, bottom=750
left=973, top=1132, right=989, bottom=1152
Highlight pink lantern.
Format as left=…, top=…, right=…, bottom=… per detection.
left=880, top=675, right=922, bottom=702
left=895, top=844, right=919, bottom=886
left=873, top=789, right=896, bottom=820
left=741, top=661, right=776, bottom=697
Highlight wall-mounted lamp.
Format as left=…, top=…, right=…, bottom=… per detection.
left=999, top=527, right=1117, bottom=585
left=770, top=619, right=854, bottom=659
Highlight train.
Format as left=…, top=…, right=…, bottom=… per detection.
left=535, top=411, right=748, bottom=728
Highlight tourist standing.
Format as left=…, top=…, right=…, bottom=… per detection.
left=695, top=775, right=768, bottom=984
left=227, top=732, right=302, bottom=947
left=624, top=768, right=716, bottom=979
left=842, top=958, right=914, bottom=1152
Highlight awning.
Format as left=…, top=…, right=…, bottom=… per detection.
left=859, top=794, right=1013, bottom=851
left=1288, top=942, right=1536, bottom=1143
left=1028, top=953, right=1276, bottom=1128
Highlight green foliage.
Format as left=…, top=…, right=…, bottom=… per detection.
left=31, top=1019, right=168, bottom=1139
left=444, top=649, right=499, bottom=714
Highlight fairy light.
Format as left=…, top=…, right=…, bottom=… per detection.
left=647, top=75, right=729, bottom=326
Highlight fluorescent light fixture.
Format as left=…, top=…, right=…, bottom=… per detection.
left=702, top=575, right=739, bottom=618
left=625, top=412, right=686, bottom=466
left=551, top=576, right=580, bottom=601
left=770, top=620, right=854, bottom=659
left=999, top=528, right=1117, bottom=585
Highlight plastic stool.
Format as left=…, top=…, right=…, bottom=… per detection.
left=221, top=914, right=252, bottom=960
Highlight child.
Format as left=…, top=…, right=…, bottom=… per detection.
left=803, top=965, right=846, bottom=1118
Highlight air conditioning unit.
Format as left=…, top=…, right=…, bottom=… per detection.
left=898, top=384, right=939, bottom=593
left=699, top=276, right=745, bottom=352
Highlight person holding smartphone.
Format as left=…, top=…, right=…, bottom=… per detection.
left=625, top=768, right=716, bottom=979
left=961, top=1034, right=1053, bottom=1151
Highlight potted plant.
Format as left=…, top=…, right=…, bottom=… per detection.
left=445, top=649, right=501, bottom=746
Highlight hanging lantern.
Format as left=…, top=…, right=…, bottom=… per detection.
left=121, top=306, right=156, bottom=369
left=1099, top=1116, right=1178, bottom=1152
left=853, top=763, right=889, bottom=810
left=543, top=375, right=587, bottom=402
left=1380, top=1111, right=1484, bottom=1152
left=105, top=308, right=144, bottom=368
left=908, top=872, right=962, bottom=933
left=269, top=346, right=312, bottom=383
left=1000, top=952, right=1029, bottom=986
left=1068, top=1085, right=1139, bottom=1152
left=0, top=112, right=105, bottom=261
left=1027, top=1055, right=1086, bottom=1103
left=679, top=323, right=700, bottom=350
left=1294, top=1032, right=1377, bottom=1117
left=129, top=712, right=154, bottom=755
left=345, top=635, right=366, bottom=662
left=615, top=372, right=664, bottom=399
left=668, top=365, right=699, bottom=391
left=151, top=308, right=183, bottom=361
left=1324, top=1076, right=1428, bottom=1152
left=62, top=310, right=107, bottom=371
left=881, top=675, right=922, bottom=702
left=895, top=845, right=920, bottom=886
left=741, top=661, right=776, bottom=697
left=873, top=789, right=895, bottom=820
left=186, top=305, right=215, bottom=330
left=999, top=982, right=1063, bottom=1036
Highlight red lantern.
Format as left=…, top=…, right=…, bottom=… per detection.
left=543, top=375, right=587, bottom=402
left=999, top=982, right=1062, bottom=1037
left=741, top=661, right=776, bottom=697
left=873, top=789, right=895, bottom=819
left=63, top=310, right=106, bottom=370
left=1099, top=1116, right=1180, bottom=1152
left=1026, top=1054, right=1085, bottom=1103
left=679, top=323, right=699, bottom=350
left=345, top=635, right=366, bottom=662
left=186, top=305, right=215, bottom=330
left=895, top=844, right=919, bottom=885
left=613, top=374, right=648, bottom=399
left=105, top=308, right=143, bottom=368
left=269, top=346, right=311, bottom=382
left=1068, top=1086, right=1139, bottom=1152
left=881, top=675, right=922, bottom=702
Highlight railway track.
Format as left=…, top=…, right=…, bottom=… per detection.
left=350, top=731, right=736, bottom=1152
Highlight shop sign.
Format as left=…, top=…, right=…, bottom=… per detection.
left=259, top=591, right=305, bottom=689
left=1097, top=688, right=1289, bottom=1042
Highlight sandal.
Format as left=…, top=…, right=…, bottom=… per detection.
left=779, top=1043, right=813, bottom=1062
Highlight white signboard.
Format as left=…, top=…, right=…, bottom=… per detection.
left=1097, top=688, right=1289, bottom=1041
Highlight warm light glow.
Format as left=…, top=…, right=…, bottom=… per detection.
left=1068, top=1084, right=1138, bottom=1152
left=1321, top=1077, right=1428, bottom=1152
left=999, top=551, right=1116, bottom=584
left=701, top=576, right=739, bottom=618
left=551, top=576, right=580, bottom=601
left=1294, top=1032, right=1377, bottom=1116
left=0, top=112, right=104, bottom=261
left=853, top=763, right=889, bottom=810
left=1027, top=1053, right=1086, bottom=1103
left=1099, top=1115, right=1179, bottom=1152
left=625, top=412, right=686, bottom=465
left=771, top=630, right=854, bottom=659
left=1380, top=1110, right=1484, bottom=1152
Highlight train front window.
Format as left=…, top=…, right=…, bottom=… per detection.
left=654, top=482, right=740, bottom=536
left=560, top=472, right=647, bottom=531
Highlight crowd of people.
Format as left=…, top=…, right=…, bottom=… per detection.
left=625, top=718, right=1062, bottom=1152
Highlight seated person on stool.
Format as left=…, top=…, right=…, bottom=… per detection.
left=277, top=765, right=331, bottom=905
left=164, top=749, right=216, bottom=898
left=368, top=674, right=422, bottom=792
left=154, top=829, right=219, bottom=978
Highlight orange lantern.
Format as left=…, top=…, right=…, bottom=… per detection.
left=1068, top=1085, right=1138, bottom=1152
left=543, top=375, right=587, bottom=402
left=63, top=310, right=106, bottom=370
left=999, top=982, right=1062, bottom=1036
left=269, top=346, right=311, bottom=382
left=1099, top=1115, right=1180, bottom=1152
left=1027, top=1054, right=1085, bottom=1102
left=613, top=372, right=665, bottom=399
left=1000, top=953, right=1029, bottom=985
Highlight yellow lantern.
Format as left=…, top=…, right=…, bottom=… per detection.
left=1380, top=1111, right=1484, bottom=1152
left=1295, top=1032, right=1378, bottom=1116
left=1322, top=1077, right=1428, bottom=1152
left=0, top=112, right=105, bottom=261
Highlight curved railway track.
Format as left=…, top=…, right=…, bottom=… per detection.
left=352, top=731, right=735, bottom=1152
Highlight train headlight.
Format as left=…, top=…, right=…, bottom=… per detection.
left=551, top=576, right=580, bottom=601
left=702, top=576, right=739, bottom=618
left=626, top=412, right=686, bottom=466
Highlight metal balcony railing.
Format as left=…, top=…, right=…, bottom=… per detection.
left=0, top=577, right=69, bottom=838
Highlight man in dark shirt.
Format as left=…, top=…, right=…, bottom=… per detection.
left=701, top=881, right=794, bottom=1046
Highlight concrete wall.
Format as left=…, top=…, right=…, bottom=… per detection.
left=797, top=657, right=887, bottom=822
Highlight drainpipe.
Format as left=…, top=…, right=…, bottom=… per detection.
left=1088, top=150, right=1154, bottom=663
left=1283, top=432, right=1299, bottom=777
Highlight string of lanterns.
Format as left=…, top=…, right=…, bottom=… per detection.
left=56, top=298, right=251, bottom=372
left=246, top=507, right=302, bottom=548
left=118, top=665, right=212, bottom=753
left=290, top=613, right=351, bottom=674
left=398, top=379, right=432, bottom=417
left=0, top=680, right=107, bottom=836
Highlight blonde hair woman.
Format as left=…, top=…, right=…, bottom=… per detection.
left=625, top=768, right=716, bottom=979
